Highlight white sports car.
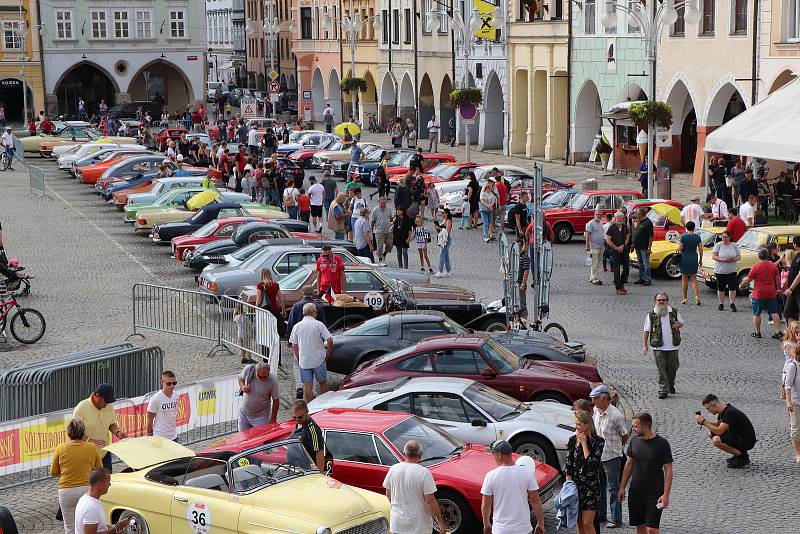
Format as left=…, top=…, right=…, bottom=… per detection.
left=309, top=376, right=576, bottom=469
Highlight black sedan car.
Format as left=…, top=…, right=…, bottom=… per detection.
left=327, top=311, right=596, bottom=378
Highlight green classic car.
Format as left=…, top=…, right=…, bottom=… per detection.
left=123, top=188, right=253, bottom=223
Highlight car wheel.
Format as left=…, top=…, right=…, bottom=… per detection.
left=510, top=433, right=559, bottom=469
left=530, top=391, right=571, bottom=405
left=480, top=319, right=508, bottom=332
left=0, top=505, right=19, bottom=534
left=118, top=510, right=150, bottom=534
left=554, top=223, right=572, bottom=243
left=662, top=254, right=681, bottom=279
left=436, top=489, right=476, bottom=534
left=543, top=322, right=568, bottom=343
left=736, top=270, right=750, bottom=296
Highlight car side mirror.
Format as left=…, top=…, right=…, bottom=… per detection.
left=471, top=418, right=487, bottom=427
left=480, top=367, right=497, bottom=378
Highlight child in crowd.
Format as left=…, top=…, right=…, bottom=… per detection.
left=414, top=215, right=434, bottom=273
left=233, top=305, right=255, bottom=365
left=298, top=188, right=311, bottom=223
left=460, top=193, right=470, bottom=229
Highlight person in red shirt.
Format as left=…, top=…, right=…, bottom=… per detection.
left=739, top=248, right=782, bottom=338
left=494, top=178, right=509, bottom=232
left=256, top=269, right=286, bottom=338
left=297, top=189, right=311, bottom=223
left=27, top=119, right=36, bottom=135
left=40, top=117, right=54, bottom=134
left=316, top=245, right=345, bottom=296
left=725, top=209, right=747, bottom=242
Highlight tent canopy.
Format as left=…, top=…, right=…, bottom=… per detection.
left=704, top=77, right=800, bottom=161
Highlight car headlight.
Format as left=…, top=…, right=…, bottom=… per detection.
left=316, top=528, right=332, bottom=534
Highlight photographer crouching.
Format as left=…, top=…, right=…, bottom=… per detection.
left=694, top=394, right=757, bottom=469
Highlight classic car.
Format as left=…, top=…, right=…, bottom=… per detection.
left=206, top=409, right=560, bottom=534
left=21, top=121, right=90, bottom=152
left=79, top=154, right=169, bottom=185
left=70, top=147, right=152, bottom=177
left=623, top=198, right=686, bottom=241
left=56, top=142, right=141, bottom=169
left=348, top=149, right=415, bottom=184
left=40, top=128, right=138, bottom=157
left=274, top=156, right=306, bottom=188
left=276, top=133, right=340, bottom=155
left=168, top=220, right=321, bottom=255
left=309, top=378, right=576, bottom=470
left=91, top=155, right=220, bottom=188
left=412, top=162, right=482, bottom=186
left=327, top=147, right=392, bottom=179
left=630, top=226, right=726, bottom=279
left=156, top=127, right=189, bottom=151
left=543, top=189, right=644, bottom=243
left=312, top=142, right=382, bottom=169
left=288, top=140, right=350, bottom=169
left=190, top=236, right=358, bottom=271
left=100, top=436, right=391, bottom=534
left=135, top=202, right=287, bottom=233
left=101, top=174, right=159, bottom=203
left=124, top=187, right=251, bottom=222
left=699, top=225, right=800, bottom=288
left=325, top=311, right=595, bottom=376
left=339, top=334, right=596, bottom=405
left=121, top=177, right=209, bottom=206
left=236, top=264, right=506, bottom=332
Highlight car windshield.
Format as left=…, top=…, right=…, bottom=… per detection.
left=231, top=241, right=265, bottom=261
left=646, top=209, right=669, bottom=227
left=193, top=221, right=218, bottom=238
left=328, top=142, right=344, bottom=151
left=544, top=189, right=569, bottom=206
left=279, top=266, right=312, bottom=290
left=464, top=382, right=528, bottom=421
left=384, top=417, right=464, bottom=464
left=696, top=229, right=716, bottom=245
left=389, top=153, right=412, bottom=166
left=153, top=190, right=176, bottom=205
left=428, top=164, right=457, bottom=179
left=365, top=149, right=383, bottom=162
left=482, top=338, right=521, bottom=374
left=149, top=182, right=166, bottom=195
left=240, top=248, right=271, bottom=272
left=568, top=193, right=590, bottom=209
left=86, top=129, right=101, bottom=140
left=229, top=441, right=317, bottom=493
left=297, top=134, right=314, bottom=145
left=737, top=229, right=770, bottom=250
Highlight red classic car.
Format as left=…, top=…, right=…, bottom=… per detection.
left=386, top=152, right=457, bottom=180
left=156, top=127, right=189, bottom=151
left=340, top=334, right=595, bottom=404
left=544, top=189, right=644, bottom=243
left=406, top=162, right=481, bottom=186
left=623, top=198, right=686, bottom=241
left=287, top=140, right=347, bottom=169
left=205, top=409, right=561, bottom=534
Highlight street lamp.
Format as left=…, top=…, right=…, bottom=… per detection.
left=600, top=0, right=700, bottom=197
left=322, top=7, right=382, bottom=121
left=246, top=1, right=296, bottom=115
left=427, top=6, right=504, bottom=162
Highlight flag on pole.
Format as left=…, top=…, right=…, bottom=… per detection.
left=322, top=286, right=336, bottom=303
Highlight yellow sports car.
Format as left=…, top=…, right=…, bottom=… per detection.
left=134, top=203, right=287, bottom=233
left=699, top=225, right=800, bottom=288
left=102, top=437, right=391, bottom=534
left=631, top=226, right=726, bottom=279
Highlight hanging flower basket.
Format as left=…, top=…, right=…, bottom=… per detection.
left=450, top=88, right=483, bottom=108
left=628, top=101, right=673, bottom=128
left=340, top=77, right=367, bottom=93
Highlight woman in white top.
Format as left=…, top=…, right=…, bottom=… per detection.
left=712, top=231, right=741, bottom=311
left=479, top=182, right=497, bottom=242
left=783, top=322, right=800, bottom=463
left=413, top=215, right=433, bottom=274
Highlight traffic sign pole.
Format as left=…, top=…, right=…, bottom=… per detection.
left=458, top=104, right=478, bottom=163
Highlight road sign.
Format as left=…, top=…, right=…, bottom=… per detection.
left=269, top=70, right=279, bottom=80
left=240, top=96, right=258, bottom=119
left=267, top=80, right=280, bottom=94
left=459, top=102, right=478, bottom=123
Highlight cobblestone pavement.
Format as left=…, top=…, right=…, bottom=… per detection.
left=0, top=147, right=795, bottom=533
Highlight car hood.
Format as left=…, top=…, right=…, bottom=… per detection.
left=103, top=436, right=194, bottom=470
left=517, top=359, right=585, bottom=381
left=648, top=240, right=679, bottom=256
left=290, top=148, right=318, bottom=158
left=428, top=445, right=559, bottom=490
left=543, top=207, right=579, bottom=218
left=403, top=283, right=476, bottom=301
left=435, top=180, right=469, bottom=196
left=279, top=143, right=302, bottom=151
left=521, top=401, right=577, bottom=429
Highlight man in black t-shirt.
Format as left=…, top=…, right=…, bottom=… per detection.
left=508, top=191, right=530, bottom=237
left=290, top=400, right=326, bottom=471
left=605, top=211, right=631, bottom=295
left=619, top=412, right=673, bottom=533
left=695, top=394, right=756, bottom=468
left=631, top=207, right=654, bottom=286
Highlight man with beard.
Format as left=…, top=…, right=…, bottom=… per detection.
left=642, top=293, right=684, bottom=399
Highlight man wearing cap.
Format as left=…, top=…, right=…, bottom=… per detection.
left=481, top=440, right=545, bottom=534
left=679, top=196, right=703, bottom=229
left=72, top=384, right=127, bottom=471
left=591, top=385, right=629, bottom=529
left=174, top=154, right=190, bottom=177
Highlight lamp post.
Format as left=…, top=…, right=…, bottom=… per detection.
left=600, top=0, right=700, bottom=198
left=427, top=6, right=504, bottom=163
left=246, top=0, right=296, bottom=115
left=322, top=5, right=382, bottom=121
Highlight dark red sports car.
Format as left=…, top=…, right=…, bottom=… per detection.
left=340, top=334, right=596, bottom=404
left=205, top=408, right=561, bottom=534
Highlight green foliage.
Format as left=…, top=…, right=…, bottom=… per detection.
left=628, top=101, right=673, bottom=128
left=340, top=77, right=368, bottom=93
left=449, top=88, right=484, bottom=107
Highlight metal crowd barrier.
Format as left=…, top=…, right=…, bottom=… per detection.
left=0, top=344, right=164, bottom=421
left=27, top=165, right=47, bottom=198
left=218, top=295, right=280, bottom=369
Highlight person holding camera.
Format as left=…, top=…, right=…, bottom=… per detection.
left=693, top=394, right=756, bottom=468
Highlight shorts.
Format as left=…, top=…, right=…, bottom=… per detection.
left=751, top=298, right=779, bottom=316
left=720, top=430, right=754, bottom=452
left=310, top=205, right=323, bottom=217
left=300, top=363, right=327, bottom=384
left=628, top=491, right=663, bottom=529
left=716, top=272, right=737, bottom=292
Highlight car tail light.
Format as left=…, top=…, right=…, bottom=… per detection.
left=208, top=281, right=218, bottom=292
left=137, top=218, right=147, bottom=225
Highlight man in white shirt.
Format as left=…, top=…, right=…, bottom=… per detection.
left=382, top=440, right=447, bottom=534
left=679, top=195, right=703, bottom=228
left=642, top=292, right=684, bottom=399
left=427, top=114, right=440, bottom=152
left=1, top=126, right=14, bottom=170
left=146, top=371, right=180, bottom=440
left=247, top=124, right=259, bottom=157
left=704, top=192, right=728, bottom=222
left=307, top=176, right=326, bottom=232
left=481, top=440, right=545, bottom=534
left=591, top=384, right=629, bottom=529
left=74, top=468, right=130, bottom=534
left=289, top=303, right=333, bottom=401
left=739, top=194, right=757, bottom=226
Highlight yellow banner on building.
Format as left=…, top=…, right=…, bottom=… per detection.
left=474, top=0, right=499, bottom=40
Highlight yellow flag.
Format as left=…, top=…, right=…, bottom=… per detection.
left=474, top=0, right=499, bottom=40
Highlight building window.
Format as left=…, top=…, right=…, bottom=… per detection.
left=627, top=0, right=639, bottom=32
left=404, top=8, right=411, bottom=43
left=423, top=0, right=432, bottom=31
left=382, top=9, right=389, bottom=42
left=170, top=10, right=186, bottom=38
left=670, top=4, right=685, bottom=35
left=392, top=9, right=400, bottom=43
left=702, top=0, right=715, bottom=34
left=113, top=11, right=130, bottom=38
left=584, top=0, right=596, bottom=33
left=519, top=0, right=541, bottom=21
left=90, top=11, right=107, bottom=39
left=368, top=8, right=374, bottom=38
left=2, top=21, right=21, bottom=49
left=332, top=6, right=338, bottom=38
left=300, top=7, right=312, bottom=38
left=55, top=10, right=73, bottom=39
left=733, top=0, right=747, bottom=33
left=604, top=11, right=616, bottom=33
left=789, top=0, right=800, bottom=40
left=135, top=10, right=152, bottom=38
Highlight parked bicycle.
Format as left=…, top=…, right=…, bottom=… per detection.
left=0, top=145, right=14, bottom=171
left=0, top=287, right=46, bottom=344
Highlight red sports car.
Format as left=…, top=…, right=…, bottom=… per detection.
left=340, top=334, right=595, bottom=404
left=206, top=409, right=561, bottom=534
left=544, top=189, right=644, bottom=243
left=413, top=162, right=481, bottom=186
left=623, top=198, right=686, bottom=241
left=386, top=152, right=457, bottom=180
left=156, top=127, right=189, bottom=151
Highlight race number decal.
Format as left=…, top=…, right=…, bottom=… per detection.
left=186, top=501, right=211, bottom=534
left=237, top=457, right=250, bottom=467
left=665, top=230, right=680, bottom=242
left=363, top=291, right=385, bottom=310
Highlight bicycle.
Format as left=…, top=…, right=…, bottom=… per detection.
left=0, top=290, right=46, bottom=344
left=0, top=146, right=13, bottom=171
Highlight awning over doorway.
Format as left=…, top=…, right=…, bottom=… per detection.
left=705, top=78, right=800, bottom=161
left=596, top=100, right=646, bottom=121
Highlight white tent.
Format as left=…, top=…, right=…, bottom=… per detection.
left=705, top=77, right=800, bottom=161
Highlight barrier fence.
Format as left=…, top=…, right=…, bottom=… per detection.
left=0, top=344, right=164, bottom=421
left=0, top=373, right=243, bottom=490
left=28, top=165, right=46, bottom=197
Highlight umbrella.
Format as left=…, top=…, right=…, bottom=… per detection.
left=186, top=190, right=220, bottom=211
left=650, top=203, right=682, bottom=226
left=334, top=121, right=360, bottom=137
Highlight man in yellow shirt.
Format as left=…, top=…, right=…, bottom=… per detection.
left=72, top=384, right=127, bottom=471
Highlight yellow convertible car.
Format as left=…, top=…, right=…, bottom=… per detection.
left=102, top=437, right=391, bottom=534
left=631, top=226, right=726, bottom=279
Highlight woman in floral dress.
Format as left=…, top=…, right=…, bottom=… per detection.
left=565, top=409, right=605, bottom=534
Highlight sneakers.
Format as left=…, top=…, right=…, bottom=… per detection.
left=428, top=268, right=434, bottom=274
left=727, top=453, right=751, bottom=468
left=606, top=522, right=622, bottom=529
left=442, top=271, right=451, bottom=277
left=768, top=319, right=774, bottom=325
left=591, top=280, right=603, bottom=285
left=658, top=392, right=668, bottom=399
left=730, top=303, right=737, bottom=312
left=434, top=272, right=443, bottom=278
left=718, top=303, right=724, bottom=311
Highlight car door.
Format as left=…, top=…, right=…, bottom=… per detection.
left=344, top=271, right=390, bottom=308
left=170, top=457, right=240, bottom=534
left=324, top=430, right=391, bottom=494
left=430, top=349, right=487, bottom=382
left=411, top=392, right=498, bottom=445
